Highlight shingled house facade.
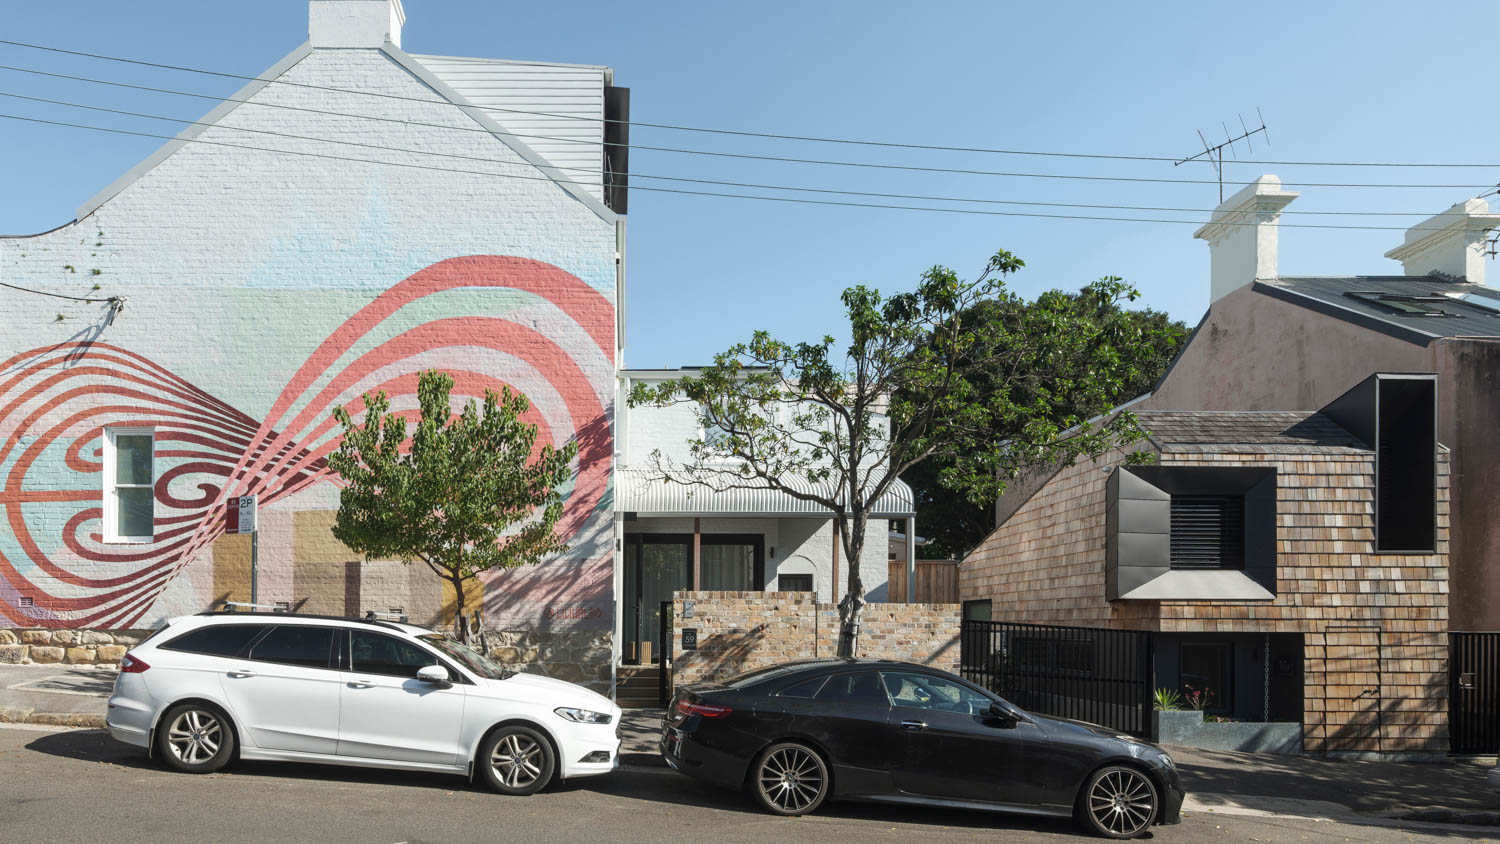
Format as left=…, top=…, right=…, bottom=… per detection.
left=962, top=404, right=1449, bottom=754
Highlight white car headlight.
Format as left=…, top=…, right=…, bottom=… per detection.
left=555, top=707, right=612, bottom=724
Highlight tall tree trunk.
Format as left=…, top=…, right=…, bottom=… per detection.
left=450, top=574, right=469, bottom=644
left=836, top=515, right=868, bottom=658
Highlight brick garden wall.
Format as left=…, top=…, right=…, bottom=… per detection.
left=962, top=446, right=1450, bottom=754
left=670, top=591, right=960, bottom=685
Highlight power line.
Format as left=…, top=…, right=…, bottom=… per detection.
left=2, top=37, right=1499, bottom=173
left=0, top=279, right=120, bottom=304
left=0, top=88, right=1450, bottom=219
left=1, top=65, right=1496, bottom=193
left=0, top=110, right=1433, bottom=231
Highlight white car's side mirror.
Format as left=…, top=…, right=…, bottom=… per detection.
left=417, top=664, right=451, bottom=686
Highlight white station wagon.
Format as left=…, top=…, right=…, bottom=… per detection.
left=106, top=610, right=621, bottom=793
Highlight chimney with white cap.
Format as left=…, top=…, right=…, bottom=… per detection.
left=309, top=0, right=405, bottom=49
left=1384, top=198, right=1500, bottom=286
left=1193, top=175, right=1299, bottom=304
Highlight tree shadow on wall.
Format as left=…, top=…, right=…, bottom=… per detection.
left=685, top=624, right=769, bottom=683
left=480, top=412, right=615, bottom=638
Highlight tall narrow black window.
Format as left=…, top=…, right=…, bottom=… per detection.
left=1169, top=495, right=1245, bottom=570
left=1376, top=378, right=1436, bottom=553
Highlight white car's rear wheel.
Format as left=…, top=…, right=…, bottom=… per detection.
left=478, top=725, right=555, bottom=795
left=156, top=703, right=235, bottom=774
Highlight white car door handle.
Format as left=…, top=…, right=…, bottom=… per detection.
left=226, top=668, right=256, bottom=678
left=347, top=679, right=375, bottom=689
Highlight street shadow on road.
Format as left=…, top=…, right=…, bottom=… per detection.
left=555, top=773, right=1099, bottom=838
left=24, top=730, right=477, bottom=793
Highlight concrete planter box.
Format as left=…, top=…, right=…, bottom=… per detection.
left=1155, top=710, right=1302, bottom=753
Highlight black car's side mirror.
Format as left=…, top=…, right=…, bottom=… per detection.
left=987, top=702, right=1019, bottom=728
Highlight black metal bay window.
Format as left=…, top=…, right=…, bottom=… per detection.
left=1106, top=465, right=1276, bottom=601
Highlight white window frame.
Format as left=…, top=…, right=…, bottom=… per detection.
left=102, top=427, right=155, bottom=544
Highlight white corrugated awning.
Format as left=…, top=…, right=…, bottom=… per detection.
left=617, top=468, right=915, bottom=518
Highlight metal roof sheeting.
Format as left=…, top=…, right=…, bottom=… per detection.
left=1258, top=276, right=1500, bottom=341
left=410, top=54, right=606, bottom=202
left=617, top=467, right=915, bottom=518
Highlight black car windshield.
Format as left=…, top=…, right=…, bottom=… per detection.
left=418, top=634, right=512, bottom=680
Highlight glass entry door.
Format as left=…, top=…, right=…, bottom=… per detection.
left=624, top=535, right=690, bottom=664
left=622, top=534, right=766, bottom=664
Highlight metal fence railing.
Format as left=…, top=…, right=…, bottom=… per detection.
left=961, top=619, right=1154, bottom=737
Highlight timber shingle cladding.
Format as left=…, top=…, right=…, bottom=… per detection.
left=961, top=427, right=1450, bottom=753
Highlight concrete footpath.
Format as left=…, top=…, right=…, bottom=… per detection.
left=5, top=666, right=1497, bottom=828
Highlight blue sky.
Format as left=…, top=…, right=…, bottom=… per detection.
left=3, top=1, right=1498, bottom=367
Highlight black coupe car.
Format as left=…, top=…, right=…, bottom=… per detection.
left=661, top=659, right=1182, bottom=839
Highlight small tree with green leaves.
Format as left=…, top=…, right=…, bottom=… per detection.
left=629, top=250, right=1161, bottom=656
left=328, top=370, right=579, bottom=644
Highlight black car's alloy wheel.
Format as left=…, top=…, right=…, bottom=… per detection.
left=156, top=703, right=235, bottom=774
left=751, top=742, right=829, bottom=816
left=1079, top=765, right=1159, bottom=839
left=478, top=725, right=556, bottom=796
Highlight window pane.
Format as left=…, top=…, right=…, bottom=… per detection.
left=351, top=631, right=441, bottom=678
left=701, top=543, right=755, bottom=590
left=779, top=574, right=813, bottom=593
left=114, top=434, right=152, bottom=485
left=1180, top=643, right=1231, bottom=712
left=882, top=671, right=992, bottom=713
left=117, top=487, right=154, bottom=538
left=775, top=676, right=827, bottom=698
left=249, top=626, right=335, bottom=669
left=814, top=672, right=890, bottom=707
left=161, top=625, right=266, bottom=658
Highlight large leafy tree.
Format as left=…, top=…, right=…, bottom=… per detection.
left=628, top=250, right=1163, bottom=656
left=905, top=299, right=1189, bottom=559
left=328, top=370, right=579, bottom=643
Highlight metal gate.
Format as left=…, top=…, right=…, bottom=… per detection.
left=1451, top=632, right=1500, bottom=754
left=659, top=600, right=674, bottom=707
left=961, top=620, right=1154, bottom=737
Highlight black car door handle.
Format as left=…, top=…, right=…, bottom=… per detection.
left=900, top=720, right=927, bottom=731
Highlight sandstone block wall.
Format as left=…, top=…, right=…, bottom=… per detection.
left=0, top=628, right=151, bottom=666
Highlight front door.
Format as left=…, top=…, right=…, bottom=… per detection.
left=881, top=669, right=1039, bottom=807
left=219, top=624, right=342, bottom=754
left=337, top=629, right=467, bottom=765
left=623, top=534, right=691, bottom=664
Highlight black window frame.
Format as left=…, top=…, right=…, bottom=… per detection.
left=1179, top=642, right=1233, bottom=715
left=772, top=674, right=828, bottom=698
left=778, top=573, right=814, bottom=593
left=1169, top=494, right=1247, bottom=571
left=345, top=628, right=471, bottom=684
left=813, top=669, right=894, bottom=707
left=245, top=624, right=340, bottom=671
left=158, top=623, right=269, bottom=659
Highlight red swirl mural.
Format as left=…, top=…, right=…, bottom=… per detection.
left=0, top=256, right=614, bottom=628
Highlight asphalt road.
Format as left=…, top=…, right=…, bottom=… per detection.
left=1, top=725, right=1494, bottom=844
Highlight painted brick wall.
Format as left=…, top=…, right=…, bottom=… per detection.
left=961, top=447, right=1450, bottom=754
left=0, top=41, right=617, bottom=663
left=671, top=591, right=960, bottom=685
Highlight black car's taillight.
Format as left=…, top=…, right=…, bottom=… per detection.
left=675, top=698, right=733, bottom=719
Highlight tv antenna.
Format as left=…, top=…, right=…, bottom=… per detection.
left=1174, top=109, right=1270, bottom=203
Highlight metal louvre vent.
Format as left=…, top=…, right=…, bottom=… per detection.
left=1170, top=495, right=1245, bottom=570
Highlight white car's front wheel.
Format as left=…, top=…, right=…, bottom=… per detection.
left=478, top=725, right=556, bottom=796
